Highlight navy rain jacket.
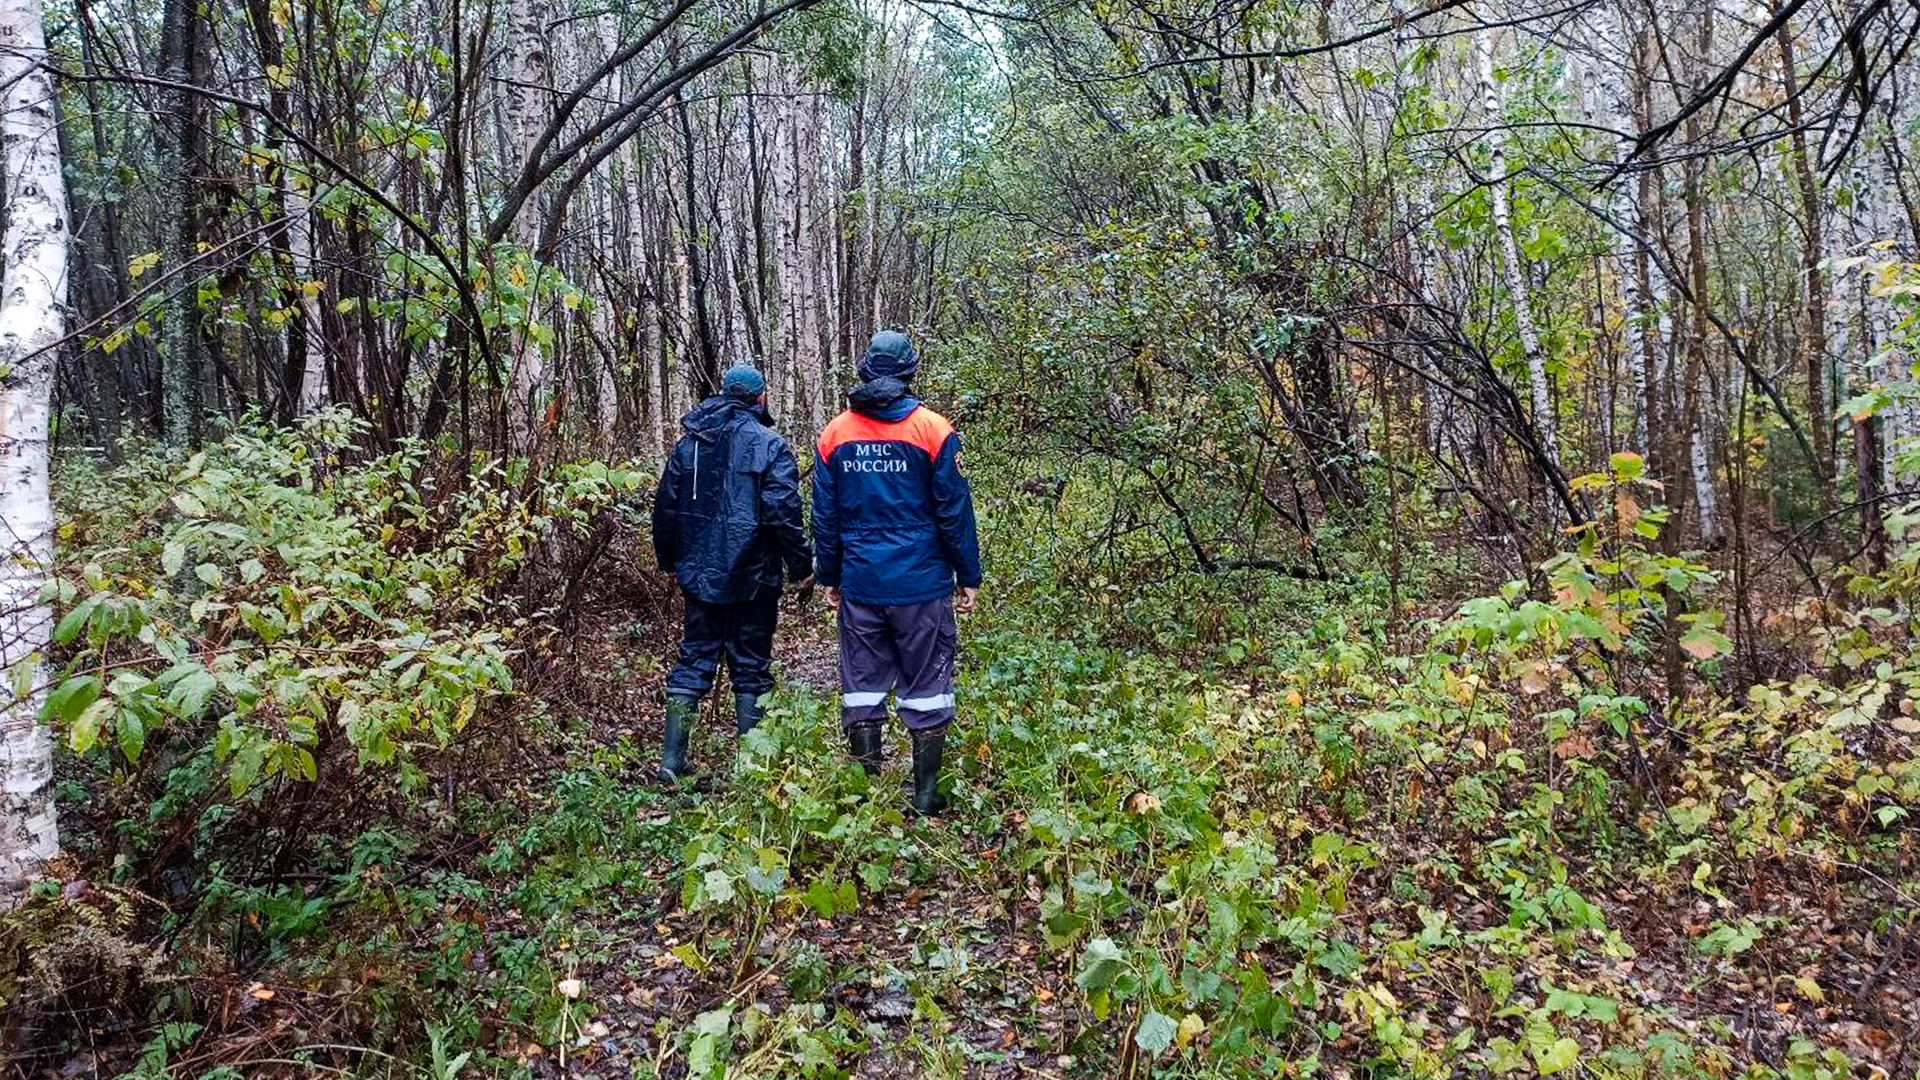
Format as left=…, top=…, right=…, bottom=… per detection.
left=813, top=378, right=983, bottom=606
left=651, top=395, right=813, bottom=604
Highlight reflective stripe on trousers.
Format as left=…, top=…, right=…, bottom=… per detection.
left=837, top=597, right=957, bottom=732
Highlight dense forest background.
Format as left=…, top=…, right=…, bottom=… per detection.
left=2, top=0, right=1919, bottom=1074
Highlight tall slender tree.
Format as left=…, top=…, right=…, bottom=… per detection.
left=0, top=0, right=70, bottom=904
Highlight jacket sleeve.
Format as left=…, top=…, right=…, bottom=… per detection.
left=650, top=445, right=682, bottom=573
left=760, top=436, right=814, bottom=582
left=811, top=443, right=843, bottom=588
left=932, top=432, right=983, bottom=589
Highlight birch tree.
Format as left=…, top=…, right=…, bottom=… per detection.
left=0, top=0, right=69, bottom=904
left=1477, top=34, right=1559, bottom=476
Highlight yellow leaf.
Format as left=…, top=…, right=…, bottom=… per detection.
left=1176, top=1012, right=1205, bottom=1048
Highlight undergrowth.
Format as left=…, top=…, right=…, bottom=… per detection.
left=4, top=425, right=1916, bottom=1079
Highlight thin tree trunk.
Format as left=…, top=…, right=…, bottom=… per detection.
left=1775, top=6, right=1838, bottom=531
left=0, top=0, right=69, bottom=904
left=156, top=0, right=206, bottom=447
left=1477, top=35, right=1559, bottom=488
left=506, top=0, right=553, bottom=447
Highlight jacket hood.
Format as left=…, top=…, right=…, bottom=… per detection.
left=847, top=378, right=919, bottom=422
left=682, top=394, right=769, bottom=440
left=857, top=330, right=920, bottom=382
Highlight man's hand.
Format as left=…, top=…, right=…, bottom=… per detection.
left=956, top=587, right=979, bottom=613
left=826, top=586, right=842, bottom=611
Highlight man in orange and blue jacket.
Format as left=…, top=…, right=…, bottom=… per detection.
left=813, top=331, right=981, bottom=815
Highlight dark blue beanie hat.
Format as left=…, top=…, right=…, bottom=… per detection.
left=857, top=330, right=920, bottom=383
left=721, top=363, right=766, bottom=398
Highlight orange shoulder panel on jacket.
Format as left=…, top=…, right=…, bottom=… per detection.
left=818, top=406, right=953, bottom=461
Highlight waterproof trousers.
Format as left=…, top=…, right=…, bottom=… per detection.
left=837, top=597, right=957, bottom=732
left=666, top=587, right=779, bottom=698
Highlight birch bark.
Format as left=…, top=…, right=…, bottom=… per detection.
left=506, top=0, right=552, bottom=445
left=1599, top=3, right=1650, bottom=456
left=1476, top=35, right=1559, bottom=477
left=0, top=0, right=69, bottom=904
left=288, top=184, right=329, bottom=414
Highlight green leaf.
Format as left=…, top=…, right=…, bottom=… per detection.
left=1135, top=1009, right=1177, bottom=1056
left=229, top=735, right=266, bottom=796
left=45, top=675, right=102, bottom=726
left=167, top=668, right=219, bottom=718
left=193, top=563, right=224, bottom=588
left=702, top=869, right=735, bottom=906
left=1533, top=1036, right=1580, bottom=1075
left=115, top=707, right=146, bottom=761
left=1075, top=936, right=1125, bottom=992
left=70, top=696, right=116, bottom=754
left=53, top=596, right=101, bottom=645
left=686, top=1034, right=718, bottom=1079
left=801, top=875, right=856, bottom=916
left=162, top=541, right=186, bottom=576
left=743, top=865, right=786, bottom=896
left=692, top=1006, right=732, bottom=1037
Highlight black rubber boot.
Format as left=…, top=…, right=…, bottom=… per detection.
left=846, top=722, right=883, bottom=776
left=659, top=693, right=699, bottom=783
left=910, top=726, right=949, bottom=816
left=734, top=692, right=767, bottom=735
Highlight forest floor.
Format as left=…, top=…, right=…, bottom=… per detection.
left=508, top=586, right=1088, bottom=1079
left=400, top=561, right=1919, bottom=1080
left=25, top=547, right=1920, bottom=1080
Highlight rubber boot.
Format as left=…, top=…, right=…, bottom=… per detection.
left=659, top=693, right=699, bottom=783
left=846, top=722, right=883, bottom=776
left=910, top=726, right=949, bottom=816
left=734, top=692, right=767, bottom=735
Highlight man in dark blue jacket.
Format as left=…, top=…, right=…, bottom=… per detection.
left=651, top=364, right=813, bottom=782
left=813, top=330, right=982, bottom=815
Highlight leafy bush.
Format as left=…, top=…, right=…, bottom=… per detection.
left=37, top=411, right=648, bottom=931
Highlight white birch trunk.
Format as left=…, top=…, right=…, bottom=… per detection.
left=0, top=0, right=68, bottom=904
left=772, top=61, right=802, bottom=421
left=1599, top=4, right=1650, bottom=455
left=505, top=0, right=551, bottom=444
left=1478, top=35, right=1559, bottom=473
left=288, top=184, right=329, bottom=415
left=800, top=88, right=827, bottom=434
left=1690, top=424, right=1718, bottom=539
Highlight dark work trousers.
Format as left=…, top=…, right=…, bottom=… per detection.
left=666, top=587, right=780, bottom=699
left=838, top=597, right=957, bottom=732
